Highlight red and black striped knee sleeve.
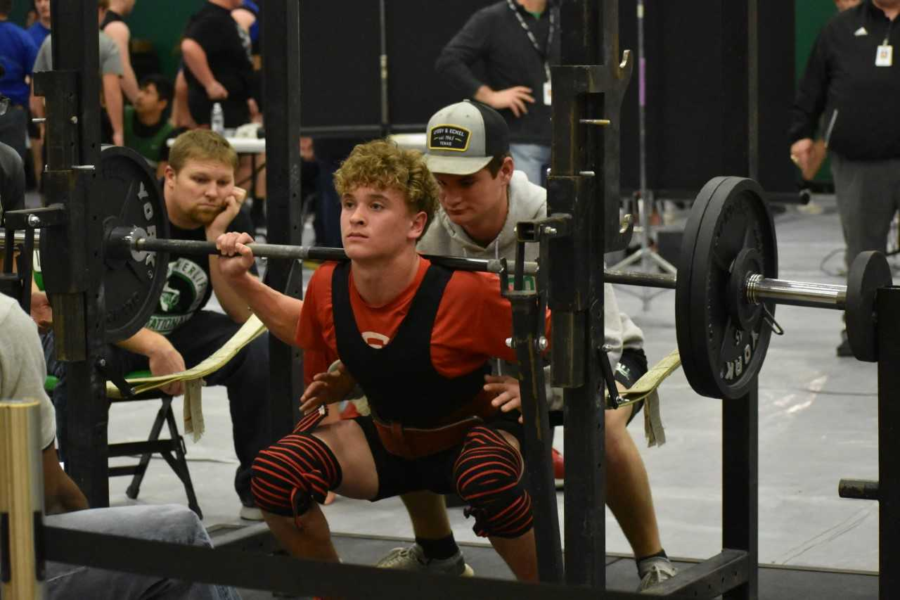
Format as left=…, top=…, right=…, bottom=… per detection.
left=293, top=406, right=328, bottom=434
left=250, top=432, right=342, bottom=520
left=453, top=426, right=533, bottom=539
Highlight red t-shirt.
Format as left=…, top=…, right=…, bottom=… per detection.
left=295, top=258, right=548, bottom=385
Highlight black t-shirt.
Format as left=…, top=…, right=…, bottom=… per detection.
left=147, top=191, right=257, bottom=335
left=183, top=3, right=254, bottom=116
left=100, top=10, right=124, bottom=30
left=0, top=142, right=25, bottom=220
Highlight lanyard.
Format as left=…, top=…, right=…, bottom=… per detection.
left=506, top=0, right=554, bottom=81
left=862, top=2, right=897, bottom=44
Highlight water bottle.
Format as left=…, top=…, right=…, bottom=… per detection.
left=211, top=103, right=224, bottom=135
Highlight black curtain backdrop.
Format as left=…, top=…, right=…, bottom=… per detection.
left=298, top=0, right=795, bottom=195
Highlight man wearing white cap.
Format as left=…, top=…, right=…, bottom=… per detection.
left=376, top=100, right=676, bottom=592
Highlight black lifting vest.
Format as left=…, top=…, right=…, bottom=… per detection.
left=332, top=262, right=489, bottom=428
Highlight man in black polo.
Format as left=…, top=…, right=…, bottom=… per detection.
left=790, top=0, right=900, bottom=356
left=436, top=0, right=559, bottom=187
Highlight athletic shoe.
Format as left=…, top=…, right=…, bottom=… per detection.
left=637, top=559, right=678, bottom=591
left=375, top=544, right=474, bottom=577
left=238, top=491, right=265, bottom=521
left=552, top=448, right=565, bottom=490
left=239, top=504, right=264, bottom=521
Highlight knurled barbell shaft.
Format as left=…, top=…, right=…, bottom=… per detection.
left=605, top=269, right=847, bottom=310
left=132, top=236, right=539, bottom=276
left=604, top=270, right=676, bottom=290
left=746, top=275, right=847, bottom=310
left=3, top=231, right=844, bottom=306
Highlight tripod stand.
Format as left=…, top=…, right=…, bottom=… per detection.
left=609, top=0, right=677, bottom=311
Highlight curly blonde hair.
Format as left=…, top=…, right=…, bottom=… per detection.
left=333, top=139, right=439, bottom=238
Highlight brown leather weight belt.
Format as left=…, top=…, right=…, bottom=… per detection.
left=371, top=394, right=497, bottom=460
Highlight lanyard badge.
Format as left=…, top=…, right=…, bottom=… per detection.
left=876, top=44, right=893, bottom=67
left=876, top=19, right=895, bottom=67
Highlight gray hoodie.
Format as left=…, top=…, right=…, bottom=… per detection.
left=418, top=171, right=644, bottom=406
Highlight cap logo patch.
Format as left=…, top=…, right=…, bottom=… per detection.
left=429, top=125, right=472, bottom=152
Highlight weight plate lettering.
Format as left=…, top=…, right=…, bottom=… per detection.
left=99, top=146, right=169, bottom=342
left=676, top=177, right=778, bottom=400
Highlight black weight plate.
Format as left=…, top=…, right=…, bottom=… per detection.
left=99, top=146, right=169, bottom=343
left=676, top=177, right=778, bottom=400
left=846, top=251, right=892, bottom=362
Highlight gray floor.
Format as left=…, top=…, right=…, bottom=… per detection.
left=103, top=196, right=884, bottom=578
left=228, top=535, right=877, bottom=599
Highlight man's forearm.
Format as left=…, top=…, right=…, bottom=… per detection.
left=227, top=273, right=302, bottom=345
left=436, top=52, right=485, bottom=99
left=473, top=85, right=495, bottom=104
left=434, top=18, right=488, bottom=98
left=116, top=327, right=171, bottom=357
left=209, top=255, right=254, bottom=324
left=103, top=74, right=124, bottom=139
left=181, top=40, right=216, bottom=88
left=43, top=445, right=89, bottom=514
left=121, top=64, right=140, bottom=104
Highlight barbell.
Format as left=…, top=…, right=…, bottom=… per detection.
left=604, top=177, right=890, bottom=399
left=2, top=148, right=893, bottom=402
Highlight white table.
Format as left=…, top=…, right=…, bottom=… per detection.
left=224, top=137, right=266, bottom=154
left=168, top=133, right=425, bottom=154
left=166, top=136, right=265, bottom=154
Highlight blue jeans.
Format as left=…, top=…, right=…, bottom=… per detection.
left=510, top=143, right=551, bottom=187
left=46, top=505, right=241, bottom=599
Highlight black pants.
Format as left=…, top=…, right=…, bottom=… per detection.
left=46, top=310, right=273, bottom=502
left=187, top=90, right=249, bottom=129
left=0, top=107, right=28, bottom=164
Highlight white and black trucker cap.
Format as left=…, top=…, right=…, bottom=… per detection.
left=424, top=100, right=510, bottom=176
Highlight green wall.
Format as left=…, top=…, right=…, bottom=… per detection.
left=128, top=0, right=206, bottom=80
left=8, top=0, right=205, bottom=80
left=795, top=0, right=839, bottom=81
left=9, top=1, right=31, bottom=27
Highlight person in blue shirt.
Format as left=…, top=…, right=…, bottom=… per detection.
left=26, top=0, right=50, bottom=49
left=232, top=0, right=259, bottom=55
left=0, top=0, right=39, bottom=163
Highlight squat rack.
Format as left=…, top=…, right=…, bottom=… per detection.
left=5, top=1, right=899, bottom=599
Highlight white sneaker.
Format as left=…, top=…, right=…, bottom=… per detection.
left=638, top=559, right=678, bottom=591
left=239, top=505, right=264, bottom=521
left=376, top=544, right=474, bottom=577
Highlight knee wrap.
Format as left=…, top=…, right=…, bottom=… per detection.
left=453, top=426, right=533, bottom=539
left=251, top=432, right=342, bottom=521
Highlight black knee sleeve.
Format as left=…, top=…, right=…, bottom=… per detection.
left=453, top=426, right=533, bottom=539
left=251, top=431, right=342, bottom=520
